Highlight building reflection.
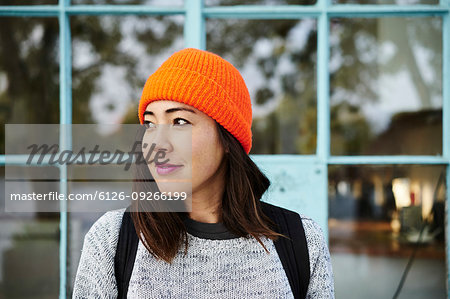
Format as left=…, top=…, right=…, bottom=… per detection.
left=328, top=109, right=446, bottom=297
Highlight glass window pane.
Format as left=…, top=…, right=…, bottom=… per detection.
left=330, top=17, right=442, bottom=156
left=206, top=0, right=316, bottom=5
left=0, top=166, right=60, bottom=298
left=69, top=14, right=184, bottom=294
left=207, top=19, right=317, bottom=155
left=72, top=0, right=183, bottom=5
left=333, top=0, right=438, bottom=5
left=0, top=17, right=60, bottom=155
left=329, top=165, right=446, bottom=298
left=71, top=15, right=184, bottom=125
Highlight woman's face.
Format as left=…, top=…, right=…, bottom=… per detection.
left=142, top=100, right=226, bottom=198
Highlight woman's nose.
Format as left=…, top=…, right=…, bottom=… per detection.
left=147, top=124, right=173, bottom=153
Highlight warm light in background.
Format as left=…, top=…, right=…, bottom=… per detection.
left=392, top=178, right=411, bottom=209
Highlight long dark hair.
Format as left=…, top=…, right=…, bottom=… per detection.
left=130, top=122, right=284, bottom=263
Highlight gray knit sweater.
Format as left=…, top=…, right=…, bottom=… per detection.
left=72, top=208, right=335, bottom=298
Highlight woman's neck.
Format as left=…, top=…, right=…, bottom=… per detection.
left=188, top=163, right=226, bottom=223
left=189, top=199, right=222, bottom=223
left=189, top=179, right=224, bottom=222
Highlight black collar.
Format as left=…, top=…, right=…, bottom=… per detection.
left=181, top=214, right=240, bottom=240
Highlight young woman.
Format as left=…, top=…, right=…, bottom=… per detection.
left=73, top=48, right=334, bottom=298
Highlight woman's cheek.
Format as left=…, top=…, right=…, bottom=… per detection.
left=190, top=139, right=202, bottom=180
left=189, top=124, right=224, bottom=186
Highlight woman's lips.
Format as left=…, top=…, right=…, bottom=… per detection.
left=155, top=164, right=183, bottom=175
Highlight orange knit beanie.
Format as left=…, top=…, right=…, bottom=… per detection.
left=138, top=48, right=253, bottom=154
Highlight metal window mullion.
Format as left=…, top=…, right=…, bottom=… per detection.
left=58, top=0, right=71, bottom=298
left=0, top=6, right=59, bottom=17
left=203, top=6, right=320, bottom=18
left=202, top=5, right=449, bottom=19
left=442, top=1, right=449, bottom=160
left=1, top=4, right=450, bottom=17
left=441, top=0, right=450, bottom=298
left=316, top=0, right=330, bottom=162
left=439, top=0, right=450, bottom=296
left=315, top=0, right=330, bottom=242
left=316, top=15, right=330, bottom=163
left=0, top=5, right=184, bottom=16
left=328, top=156, right=449, bottom=165
left=66, top=5, right=184, bottom=15
left=328, top=5, right=448, bottom=17
left=184, top=0, right=205, bottom=49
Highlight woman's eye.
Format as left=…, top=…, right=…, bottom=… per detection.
left=143, top=121, right=155, bottom=129
left=173, top=118, right=190, bottom=126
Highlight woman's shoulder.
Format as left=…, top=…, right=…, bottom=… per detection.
left=298, top=214, right=326, bottom=241
left=298, top=214, right=329, bottom=259
left=83, top=207, right=127, bottom=247
left=88, top=207, right=126, bottom=232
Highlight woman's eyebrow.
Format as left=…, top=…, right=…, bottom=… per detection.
left=143, top=107, right=196, bottom=116
left=165, top=107, right=196, bottom=114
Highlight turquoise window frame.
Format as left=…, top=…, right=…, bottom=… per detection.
left=0, top=0, right=449, bottom=297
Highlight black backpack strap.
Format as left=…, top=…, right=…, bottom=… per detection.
left=114, top=205, right=139, bottom=299
left=261, top=201, right=310, bottom=299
